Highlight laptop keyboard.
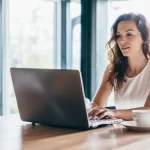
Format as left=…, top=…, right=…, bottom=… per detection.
left=89, top=117, right=122, bottom=128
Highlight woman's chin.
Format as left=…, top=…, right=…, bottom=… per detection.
left=122, top=51, right=130, bottom=57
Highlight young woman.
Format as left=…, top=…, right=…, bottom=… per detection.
left=88, top=12, right=150, bottom=120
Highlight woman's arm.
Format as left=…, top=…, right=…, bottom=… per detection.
left=89, top=67, right=150, bottom=120
left=114, top=92, right=150, bottom=120
left=92, top=92, right=150, bottom=121
left=88, top=68, right=113, bottom=118
left=113, top=107, right=150, bottom=120
left=90, top=68, right=113, bottom=108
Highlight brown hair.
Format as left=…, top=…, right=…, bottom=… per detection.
left=105, top=12, right=150, bottom=91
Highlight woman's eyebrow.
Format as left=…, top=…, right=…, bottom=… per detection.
left=125, top=29, right=134, bottom=32
left=116, top=29, right=134, bottom=34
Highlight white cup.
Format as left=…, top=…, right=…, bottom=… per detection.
left=132, top=110, right=150, bottom=127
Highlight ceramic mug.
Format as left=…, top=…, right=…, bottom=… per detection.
left=132, top=110, right=150, bottom=127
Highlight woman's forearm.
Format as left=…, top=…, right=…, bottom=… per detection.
left=92, top=86, right=112, bottom=107
left=113, top=107, right=150, bottom=120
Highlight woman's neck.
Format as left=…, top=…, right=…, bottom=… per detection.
left=127, top=54, right=148, bottom=76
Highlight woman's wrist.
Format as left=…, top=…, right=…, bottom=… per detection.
left=112, top=109, right=120, bottom=118
left=90, top=101, right=99, bottom=107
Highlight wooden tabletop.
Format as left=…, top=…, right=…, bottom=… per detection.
left=0, top=115, right=150, bottom=150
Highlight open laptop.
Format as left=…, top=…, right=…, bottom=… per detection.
left=10, top=68, right=122, bottom=130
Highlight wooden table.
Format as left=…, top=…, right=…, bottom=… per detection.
left=0, top=115, right=150, bottom=150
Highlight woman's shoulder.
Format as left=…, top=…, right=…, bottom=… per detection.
left=141, top=59, right=150, bottom=76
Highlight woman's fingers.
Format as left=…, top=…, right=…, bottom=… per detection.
left=97, top=110, right=114, bottom=119
left=92, top=108, right=106, bottom=118
left=88, top=107, right=106, bottom=119
left=97, top=110, right=108, bottom=119
left=88, top=106, right=115, bottom=120
left=88, top=108, right=97, bottom=117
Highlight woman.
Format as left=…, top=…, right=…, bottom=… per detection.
left=88, top=12, right=150, bottom=121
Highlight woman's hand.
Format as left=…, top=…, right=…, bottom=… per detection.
left=86, top=102, right=99, bottom=112
left=88, top=106, right=116, bottom=120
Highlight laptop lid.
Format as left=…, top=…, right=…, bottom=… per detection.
left=10, top=68, right=90, bottom=129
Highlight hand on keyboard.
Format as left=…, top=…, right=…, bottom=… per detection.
left=88, top=106, right=116, bottom=120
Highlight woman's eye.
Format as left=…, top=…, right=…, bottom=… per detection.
left=116, top=35, right=120, bottom=38
left=127, top=33, right=132, bottom=36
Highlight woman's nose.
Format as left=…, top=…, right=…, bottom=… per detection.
left=119, top=37, right=127, bottom=44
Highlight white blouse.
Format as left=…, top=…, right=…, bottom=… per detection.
left=114, top=61, right=150, bottom=109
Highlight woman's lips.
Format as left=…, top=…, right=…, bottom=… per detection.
left=122, top=47, right=130, bottom=50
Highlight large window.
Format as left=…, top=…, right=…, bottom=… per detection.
left=3, top=0, right=81, bottom=114
left=4, top=0, right=56, bottom=114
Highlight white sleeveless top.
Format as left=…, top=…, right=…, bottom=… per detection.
left=114, top=61, right=150, bottom=109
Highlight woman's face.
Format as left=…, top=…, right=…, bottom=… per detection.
left=116, top=21, right=143, bottom=57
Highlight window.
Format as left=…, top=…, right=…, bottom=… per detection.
left=67, top=1, right=81, bottom=70
left=4, top=0, right=56, bottom=114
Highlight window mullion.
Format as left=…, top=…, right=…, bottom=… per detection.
left=61, top=0, right=67, bottom=69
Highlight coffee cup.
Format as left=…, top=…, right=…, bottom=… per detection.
left=132, top=110, right=150, bottom=127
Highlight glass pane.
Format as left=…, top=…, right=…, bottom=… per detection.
left=70, top=2, right=81, bottom=19
left=109, top=0, right=150, bottom=32
left=72, top=24, right=81, bottom=70
left=4, top=0, right=55, bottom=114
left=70, top=2, right=81, bottom=70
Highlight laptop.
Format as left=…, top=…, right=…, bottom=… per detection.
left=10, top=68, right=122, bottom=130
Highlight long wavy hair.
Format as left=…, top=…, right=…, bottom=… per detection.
left=106, top=12, right=150, bottom=91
